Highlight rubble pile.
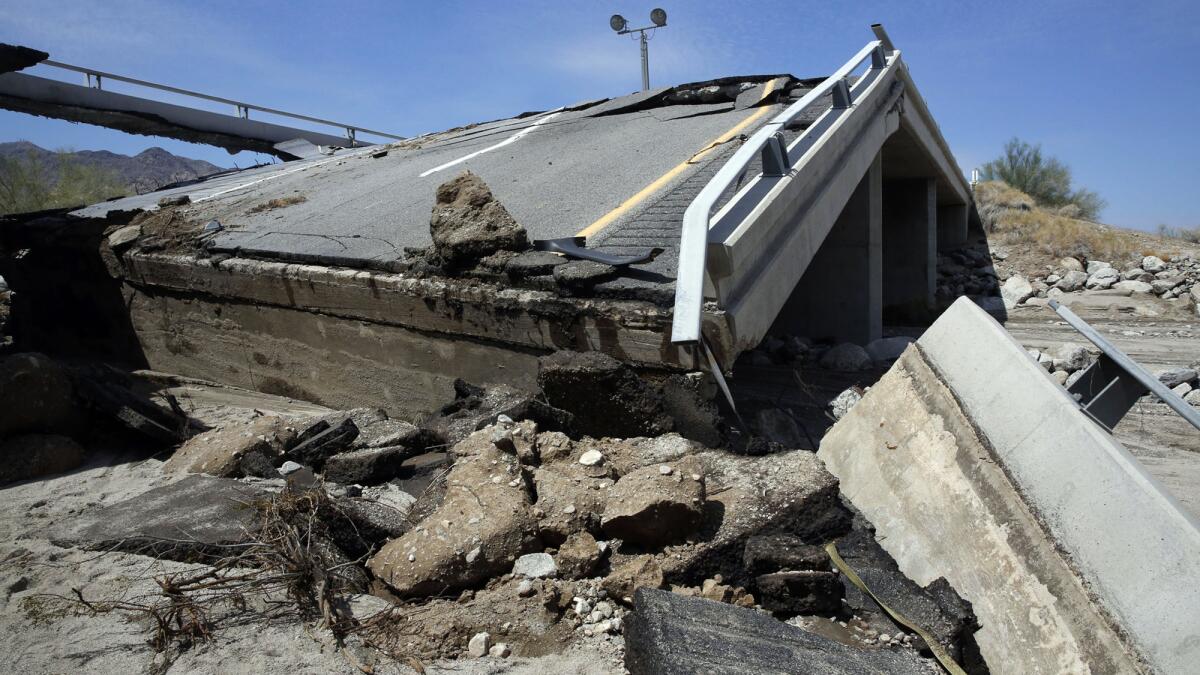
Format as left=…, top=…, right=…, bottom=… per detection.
left=997, top=253, right=1200, bottom=311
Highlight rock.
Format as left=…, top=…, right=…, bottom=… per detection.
left=323, top=445, right=415, bottom=485
left=624, top=588, right=942, bottom=675
left=1174, top=382, right=1193, bottom=397
left=0, top=352, right=81, bottom=438
left=753, top=408, right=804, bottom=448
left=578, top=449, right=604, bottom=466
left=1113, top=280, right=1153, bottom=295
left=537, top=350, right=672, bottom=438
left=556, top=531, right=602, bottom=579
left=488, top=643, right=511, bottom=658
left=0, top=434, right=86, bottom=483
left=157, top=194, right=190, bottom=207
left=1085, top=267, right=1120, bottom=289
left=517, top=579, right=536, bottom=596
left=505, top=250, right=568, bottom=278
left=818, top=343, right=872, bottom=371
left=513, top=552, right=558, bottom=579
left=1085, top=260, right=1112, bottom=275
left=279, top=460, right=305, bottom=475
left=467, top=632, right=491, bottom=658
left=1151, top=277, right=1184, bottom=295
left=336, top=497, right=412, bottom=545
left=50, top=475, right=264, bottom=561
left=1122, top=267, right=1149, bottom=281
left=1158, top=368, right=1198, bottom=389
left=1052, top=370, right=1070, bottom=386
left=164, top=415, right=294, bottom=477
left=601, top=457, right=705, bottom=546
left=106, top=223, right=142, bottom=250
left=1186, top=389, right=1200, bottom=406
left=1142, top=256, right=1167, bottom=273
left=367, top=429, right=538, bottom=597
left=429, top=172, right=528, bottom=268
left=1190, top=283, right=1200, bottom=311
left=602, top=555, right=665, bottom=604
left=1052, top=343, right=1092, bottom=372
left=864, top=336, right=915, bottom=364
left=1000, top=275, right=1034, bottom=309
left=1054, top=270, right=1089, bottom=292
left=1059, top=257, right=1084, bottom=272
left=553, top=260, right=617, bottom=292
left=286, top=416, right=359, bottom=468
left=829, top=387, right=863, bottom=421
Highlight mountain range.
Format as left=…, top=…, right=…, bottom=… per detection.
left=0, top=141, right=226, bottom=194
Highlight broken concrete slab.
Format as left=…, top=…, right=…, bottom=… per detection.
left=322, top=444, right=415, bottom=485
left=624, top=588, right=938, bottom=674
left=50, top=475, right=264, bottom=562
left=285, top=416, right=358, bottom=468
left=367, top=428, right=539, bottom=597
left=819, top=297, right=1199, bottom=673
left=600, top=457, right=705, bottom=547
left=0, top=433, right=86, bottom=483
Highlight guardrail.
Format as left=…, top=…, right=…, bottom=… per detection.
left=37, top=59, right=404, bottom=145
left=670, top=39, right=893, bottom=346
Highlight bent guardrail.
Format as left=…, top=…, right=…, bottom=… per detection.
left=670, top=39, right=894, bottom=346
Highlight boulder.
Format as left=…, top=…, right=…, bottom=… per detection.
left=818, top=343, right=872, bottom=371
left=601, top=457, right=706, bottom=546
left=1054, top=270, right=1089, bottom=292
left=1113, top=280, right=1153, bottom=295
left=0, top=352, right=81, bottom=438
left=513, top=552, right=558, bottom=579
left=829, top=387, right=863, bottom=420
left=537, top=350, right=672, bottom=439
left=1059, top=257, right=1084, bottom=272
left=556, top=531, right=603, bottom=579
left=1000, top=275, right=1034, bottom=309
left=624, top=588, right=941, bottom=675
left=354, top=419, right=422, bottom=449
left=753, top=408, right=804, bottom=448
left=1085, top=260, right=1112, bottom=275
left=1085, top=267, right=1120, bottom=289
left=1142, top=256, right=1167, bottom=273
left=429, top=172, right=529, bottom=268
left=602, top=555, right=666, bottom=604
left=1052, top=343, right=1093, bottom=372
left=1158, top=368, right=1198, bottom=389
left=367, top=428, right=539, bottom=597
left=164, top=415, right=294, bottom=477
left=0, top=433, right=86, bottom=483
left=864, top=336, right=915, bottom=364
left=1151, top=277, right=1184, bottom=295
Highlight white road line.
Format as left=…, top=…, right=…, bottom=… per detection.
left=418, top=111, right=562, bottom=178
left=194, top=149, right=370, bottom=203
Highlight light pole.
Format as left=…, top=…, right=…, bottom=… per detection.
left=610, top=9, right=668, bottom=91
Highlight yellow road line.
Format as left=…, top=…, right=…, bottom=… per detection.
left=575, top=77, right=785, bottom=239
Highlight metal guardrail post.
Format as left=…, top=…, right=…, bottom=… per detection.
left=831, top=78, right=853, bottom=109
left=760, top=132, right=790, bottom=177
left=1049, top=299, right=1200, bottom=432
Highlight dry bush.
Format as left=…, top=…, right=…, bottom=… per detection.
left=976, top=180, right=1139, bottom=261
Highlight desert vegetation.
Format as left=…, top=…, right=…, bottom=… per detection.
left=980, top=138, right=1105, bottom=221
left=0, top=148, right=128, bottom=215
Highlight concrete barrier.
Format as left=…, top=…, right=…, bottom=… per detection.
left=818, top=297, right=1200, bottom=674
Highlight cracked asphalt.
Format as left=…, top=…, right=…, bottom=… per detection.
left=75, top=88, right=788, bottom=294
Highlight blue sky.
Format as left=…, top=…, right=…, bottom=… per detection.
left=2, top=0, right=1197, bottom=230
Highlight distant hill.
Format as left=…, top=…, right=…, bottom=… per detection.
left=0, top=141, right=226, bottom=194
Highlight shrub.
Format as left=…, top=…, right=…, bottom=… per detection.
left=975, top=180, right=1138, bottom=260
left=980, top=138, right=1105, bottom=220
left=0, top=149, right=127, bottom=215
left=1156, top=224, right=1200, bottom=244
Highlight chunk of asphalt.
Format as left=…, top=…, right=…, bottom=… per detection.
left=505, top=250, right=568, bottom=278
left=49, top=475, right=264, bottom=563
left=553, top=260, right=617, bottom=293
left=286, top=416, right=359, bottom=468
left=624, top=588, right=938, bottom=674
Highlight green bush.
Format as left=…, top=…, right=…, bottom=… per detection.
left=980, top=138, right=1105, bottom=221
left=0, top=149, right=127, bottom=215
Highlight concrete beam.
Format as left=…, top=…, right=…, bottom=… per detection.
left=771, top=153, right=881, bottom=344
left=820, top=297, right=1200, bottom=673
left=882, top=177, right=936, bottom=317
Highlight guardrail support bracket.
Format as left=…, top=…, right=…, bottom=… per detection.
left=760, top=132, right=790, bottom=177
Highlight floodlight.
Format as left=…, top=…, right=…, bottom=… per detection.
left=610, top=14, right=627, bottom=32
left=650, top=8, right=667, bottom=26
